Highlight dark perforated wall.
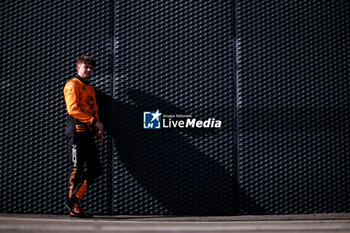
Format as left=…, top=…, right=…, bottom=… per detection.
left=1, top=1, right=349, bottom=215
left=110, top=0, right=236, bottom=215
left=236, top=1, right=350, bottom=214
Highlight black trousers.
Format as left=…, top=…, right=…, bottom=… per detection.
left=65, top=118, right=101, bottom=200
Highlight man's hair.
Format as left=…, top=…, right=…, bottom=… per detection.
left=77, top=55, right=96, bottom=67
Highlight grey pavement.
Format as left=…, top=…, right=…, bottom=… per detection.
left=1, top=213, right=350, bottom=233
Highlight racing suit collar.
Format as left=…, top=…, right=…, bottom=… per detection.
left=76, top=75, right=90, bottom=85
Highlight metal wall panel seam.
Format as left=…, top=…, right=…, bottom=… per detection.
left=233, top=0, right=240, bottom=216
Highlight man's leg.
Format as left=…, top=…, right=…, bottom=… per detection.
left=65, top=131, right=92, bottom=218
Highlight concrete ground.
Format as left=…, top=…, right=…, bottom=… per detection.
left=1, top=213, right=350, bottom=233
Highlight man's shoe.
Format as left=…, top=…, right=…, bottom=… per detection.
left=69, top=210, right=93, bottom=218
left=64, top=198, right=93, bottom=218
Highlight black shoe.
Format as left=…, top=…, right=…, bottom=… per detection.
left=64, top=198, right=93, bottom=218
left=69, top=210, right=93, bottom=218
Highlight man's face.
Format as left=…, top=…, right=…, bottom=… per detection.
left=77, top=63, right=93, bottom=79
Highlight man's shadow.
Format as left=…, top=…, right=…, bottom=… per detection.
left=97, top=88, right=265, bottom=215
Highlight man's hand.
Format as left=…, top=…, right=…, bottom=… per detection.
left=95, top=121, right=104, bottom=144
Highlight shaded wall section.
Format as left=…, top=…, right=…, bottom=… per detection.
left=109, top=0, right=237, bottom=215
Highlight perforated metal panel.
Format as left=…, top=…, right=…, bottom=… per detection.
left=1, top=0, right=349, bottom=216
left=111, top=0, right=236, bottom=215
left=236, top=1, right=350, bottom=214
left=0, top=0, right=113, bottom=214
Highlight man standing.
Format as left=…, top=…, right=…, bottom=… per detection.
left=63, top=56, right=104, bottom=218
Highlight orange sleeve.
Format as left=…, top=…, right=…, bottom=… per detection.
left=63, top=81, right=97, bottom=125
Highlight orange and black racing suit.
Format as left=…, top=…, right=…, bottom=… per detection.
left=63, top=75, right=101, bottom=202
